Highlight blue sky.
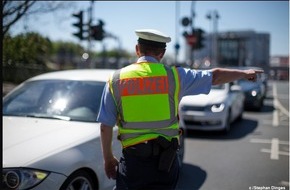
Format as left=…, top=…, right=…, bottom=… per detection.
left=11, top=1, right=289, bottom=62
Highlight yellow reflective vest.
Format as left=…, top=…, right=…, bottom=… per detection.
left=109, top=62, right=180, bottom=148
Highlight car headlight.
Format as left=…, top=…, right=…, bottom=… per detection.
left=206, top=103, right=225, bottom=112
left=2, top=168, right=49, bottom=190
left=251, top=90, right=257, bottom=96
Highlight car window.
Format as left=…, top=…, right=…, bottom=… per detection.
left=3, top=80, right=106, bottom=122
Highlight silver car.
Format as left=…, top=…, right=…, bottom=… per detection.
left=179, top=83, right=245, bottom=133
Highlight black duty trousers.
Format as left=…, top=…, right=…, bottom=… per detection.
left=115, top=142, right=180, bottom=190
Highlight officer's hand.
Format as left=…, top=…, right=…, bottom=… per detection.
left=245, top=69, right=264, bottom=82
left=104, top=156, right=119, bottom=180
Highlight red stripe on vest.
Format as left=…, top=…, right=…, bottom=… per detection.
left=119, top=76, right=169, bottom=96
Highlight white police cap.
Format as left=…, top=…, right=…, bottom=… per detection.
left=135, top=29, right=171, bottom=44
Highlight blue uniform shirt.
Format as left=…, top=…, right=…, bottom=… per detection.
left=97, top=56, right=213, bottom=127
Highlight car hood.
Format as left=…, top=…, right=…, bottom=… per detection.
left=180, top=90, right=226, bottom=106
left=3, top=116, right=100, bottom=167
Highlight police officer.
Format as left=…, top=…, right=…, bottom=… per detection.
left=98, top=29, right=263, bottom=190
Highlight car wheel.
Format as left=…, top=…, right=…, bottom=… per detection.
left=177, top=128, right=185, bottom=169
left=60, top=170, right=98, bottom=190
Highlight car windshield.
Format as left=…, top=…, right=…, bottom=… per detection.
left=3, top=80, right=105, bottom=122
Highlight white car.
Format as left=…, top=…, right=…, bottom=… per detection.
left=3, top=69, right=122, bottom=190
left=179, top=83, right=245, bottom=133
left=3, top=69, right=185, bottom=190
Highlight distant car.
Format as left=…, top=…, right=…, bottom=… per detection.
left=3, top=69, right=185, bottom=190
left=232, top=66, right=267, bottom=111
left=179, top=83, right=245, bottom=133
left=236, top=78, right=266, bottom=111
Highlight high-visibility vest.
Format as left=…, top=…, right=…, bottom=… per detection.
left=109, top=62, right=180, bottom=148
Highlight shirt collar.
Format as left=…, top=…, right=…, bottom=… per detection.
left=137, top=56, right=159, bottom=63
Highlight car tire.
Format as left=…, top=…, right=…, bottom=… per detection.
left=60, top=170, right=98, bottom=190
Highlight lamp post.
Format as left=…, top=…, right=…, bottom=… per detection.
left=189, top=1, right=195, bottom=68
left=206, top=10, right=220, bottom=67
left=87, top=0, right=94, bottom=68
left=174, top=1, right=180, bottom=64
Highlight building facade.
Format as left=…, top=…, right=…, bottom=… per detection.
left=188, top=30, right=270, bottom=71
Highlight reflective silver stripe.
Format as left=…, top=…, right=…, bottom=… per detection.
left=111, top=69, right=124, bottom=120
left=119, top=128, right=179, bottom=140
left=122, top=117, right=178, bottom=129
left=111, top=64, right=177, bottom=129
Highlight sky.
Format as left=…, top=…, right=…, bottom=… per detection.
left=10, top=1, right=289, bottom=62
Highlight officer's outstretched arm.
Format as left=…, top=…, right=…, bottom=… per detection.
left=211, top=68, right=264, bottom=85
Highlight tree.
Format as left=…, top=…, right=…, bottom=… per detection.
left=52, top=41, right=86, bottom=69
left=2, top=1, right=76, bottom=36
left=3, top=32, right=53, bottom=66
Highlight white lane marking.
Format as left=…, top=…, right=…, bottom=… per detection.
left=250, top=138, right=289, bottom=145
left=270, top=138, right=279, bottom=160
left=272, top=83, right=289, bottom=118
left=250, top=138, right=289, bottom=160
left=260, top=149, right=290, bottom=156
left=273, top=109, right=279, bottom=127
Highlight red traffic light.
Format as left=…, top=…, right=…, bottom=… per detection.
left=186, top=34, right=197, bottom=46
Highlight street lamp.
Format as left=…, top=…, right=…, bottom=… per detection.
left=206, top=10, right=220, bottom=67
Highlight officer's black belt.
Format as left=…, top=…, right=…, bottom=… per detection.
left=123, top=139, right=160, bottom=158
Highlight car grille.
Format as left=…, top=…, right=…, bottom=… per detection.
left=184, top=119, right=222, bottom=126
left=182, top=105, right=205, bottom=111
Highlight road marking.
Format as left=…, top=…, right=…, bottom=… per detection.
left=250, top=138, right=289, bottom=160
left=273, top=110, right=279, bottom=127
left=250, top=138, right=289, bottom=145
left=270, top=138, right=279, bottom=159
left=260, top=149, right=290, bottom=156
left=272, top=83, right=289, bottom=118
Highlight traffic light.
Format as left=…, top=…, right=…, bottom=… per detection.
left=90, top=20, right=105, bottom=41
left=195, top=28, right=205, bottom=49
left=181, top=17, right=191, bottom=27
left=72, top=11, right=84, bottom=40
left=184, top=31, right=197, bottom=48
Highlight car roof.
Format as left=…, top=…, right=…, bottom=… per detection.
left=27, top=69, right=116, bottom=82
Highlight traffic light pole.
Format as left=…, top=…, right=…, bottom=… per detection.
left=87, top=0, right=94, bottom=68
left=190, top=1, right=195, bottom=68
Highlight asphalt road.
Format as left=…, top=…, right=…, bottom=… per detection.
left=177, top=80, right=289, bottom=190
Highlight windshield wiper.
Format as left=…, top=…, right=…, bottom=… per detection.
left=4, top=113, right=71, bottom=121
left=29, top=114, right=71, bottom=121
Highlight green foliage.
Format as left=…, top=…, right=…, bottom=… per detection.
left=3, top=31, right=134, bottom=83
left=93, top=49, right=132, bottom=58
left=3, top=32, right=53, bottom=66
left=51, top=41, right=85, bottom=55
